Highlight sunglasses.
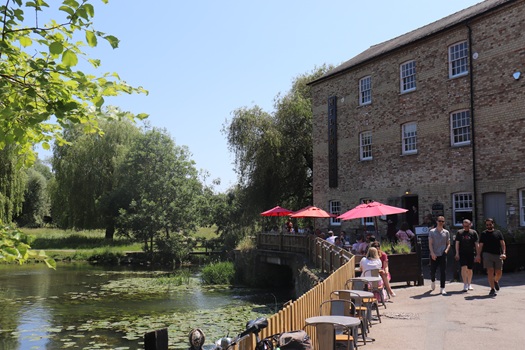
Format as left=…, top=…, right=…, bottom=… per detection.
left=437, top=220, right=445, bottom=222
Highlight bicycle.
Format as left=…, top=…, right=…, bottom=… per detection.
left=189, top=317, right=311, bottom=350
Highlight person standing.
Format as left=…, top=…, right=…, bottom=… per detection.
left=454, top=219, right=479, bottom=292
left=428, top=216, right=450, bottom=295
left=476, top=218, right=506, bottom=296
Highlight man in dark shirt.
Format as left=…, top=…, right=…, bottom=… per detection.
left=476, top=218, right=506, bottom=296
left=455, top=219, right=479, bottom=292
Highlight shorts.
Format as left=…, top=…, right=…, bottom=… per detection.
left=482, top=252, right=503, bottom=270
left=459, top=253, right=475, bottom=269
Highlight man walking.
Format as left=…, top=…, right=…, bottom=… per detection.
left=454, top=219, right=479, bottom=291
left=429, top=216, right=450, bottom=295
left=476, top=218, right=506, bottom=296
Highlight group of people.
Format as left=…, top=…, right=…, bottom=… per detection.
left=429, top=216, right=506, bottom=296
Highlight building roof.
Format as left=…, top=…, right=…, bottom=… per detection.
left=310, top=0, right=514, bottom=85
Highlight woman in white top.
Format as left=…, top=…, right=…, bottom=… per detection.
left=359, top=247, right=383, bottom=275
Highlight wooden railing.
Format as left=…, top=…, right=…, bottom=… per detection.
left=237, top=234, right=356, bottom=349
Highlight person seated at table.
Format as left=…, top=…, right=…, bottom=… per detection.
left=396, top=222, right=415, bottom=249
left=359, top=247, right=383, bottom=276
left=334, top=236, right=344, bottom=248
left=370, top=241, right=396, bottom=297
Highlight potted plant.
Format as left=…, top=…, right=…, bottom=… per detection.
left=383, top=241, right=424, bottom=286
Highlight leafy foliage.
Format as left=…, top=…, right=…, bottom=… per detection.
left=16, top=166, right=50, bottom=227
left=0, top=224, right=56, bottom=268
left=0, top=0, right=148, bottom=165
left=223, top=65, right=332, bottom=217
left=51, top=117, right=140, bottom=237
left=0, top=145, right=26, bottom=222
left=116, top=127, right=202, bottom=256
left=200, top=261, right=235, bottom=285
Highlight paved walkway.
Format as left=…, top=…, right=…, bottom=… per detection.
left=364, top=268, right=525, bottom=350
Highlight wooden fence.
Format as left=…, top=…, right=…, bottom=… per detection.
left=236, top=234, right=356, bottom=349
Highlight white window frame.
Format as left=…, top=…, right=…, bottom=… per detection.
left=402, top=122, right=417, bottom=155
left=453, top=192, right=473, bottom=227
left=450, top=110, right=471, bottom=146
left=359, top=76, right=371, bottom=105
left=359, top=131, right=372, bottom=161
left=400, top=60, right=416, bottom=93
left=449, top=41, right=469, bottom=78
left=519, top=189, right=525, bottom=226
left=330, top=200, right=341, bottom=226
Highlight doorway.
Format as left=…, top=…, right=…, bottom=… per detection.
left=483, top=192, right=507, bottom=228
left=403, top=195, right=419, bottom=230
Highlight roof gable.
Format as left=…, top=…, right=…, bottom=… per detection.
left=311, top=0, right=513, bottom=85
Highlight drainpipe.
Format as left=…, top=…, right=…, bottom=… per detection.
left=466, top=22, right=478, bottom=224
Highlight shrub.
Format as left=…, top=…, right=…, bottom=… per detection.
left=200, top=261, right=235, bottom=285
left=382, top=242, right=412, bottom=255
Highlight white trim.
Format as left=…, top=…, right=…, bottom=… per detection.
left=402, top=122, right=417, bottom=155
left=330, top=200, right=341, bottom=226
left=452, top=192, right=473, bottom=226
left=359, top=76, right=372, bottom=105
left=360, top=131, right=373, bottom=161
left=450, top=109, right=471, bottom=146
left=400, top=60, right=416, bottom=93
left=449, top=41, right=469, bottom=78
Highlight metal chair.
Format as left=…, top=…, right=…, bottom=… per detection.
left=362, top=268, right=387, bottom=308
left=318, top=299, right=359, bottom=349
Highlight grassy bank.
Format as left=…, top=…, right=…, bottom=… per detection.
left=22, top=227, right=220, bottom=262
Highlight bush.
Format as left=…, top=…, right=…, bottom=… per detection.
left=200, top=261, right=235, bottom=285
left=382, top=242, right=412, bottom=255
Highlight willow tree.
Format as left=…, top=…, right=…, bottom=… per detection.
left=223, top=65, right=332, bottom=217
left=0, top=0, right=147, bottom=164
left=51, top=117, right=140, bottom=238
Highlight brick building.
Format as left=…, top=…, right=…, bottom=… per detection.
left=309, top=0, right=525, bottom=237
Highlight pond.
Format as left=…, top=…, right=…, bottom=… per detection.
left=0, top=263, right=292, bottom=349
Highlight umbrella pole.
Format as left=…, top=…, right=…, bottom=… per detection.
left=374, top=216, right=380, bottom=241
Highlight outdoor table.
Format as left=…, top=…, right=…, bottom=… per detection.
left=355, top=276, right=382, bottom=283
left=304, top=315, right=361, bottom=350
left=332, top=290, right=376, bottom=340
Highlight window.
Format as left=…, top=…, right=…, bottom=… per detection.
left=451, top=110, right=471, bottom=146
left=330, top=200, right=341, bottom=226
left=359, top=76, right=371, bottom=105
left=453, top=193, right=473, bottom=226
left=360, top=131, right=372, bottom=160
left=402, top=122, right=417, bottom=155
left=449, top=41, right=468, bottom=78
left=520, top=189, right=525, bottom=226
left=400, top=60, right=416, bottom=93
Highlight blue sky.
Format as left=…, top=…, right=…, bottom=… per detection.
left=48, top=0, right=481, bottom=192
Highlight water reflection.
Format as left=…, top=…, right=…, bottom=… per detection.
left=0, top=263, right=291, bottom=349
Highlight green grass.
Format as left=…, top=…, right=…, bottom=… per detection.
left=20, top=227, right=218, bottom=262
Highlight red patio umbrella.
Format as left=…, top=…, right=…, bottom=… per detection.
left=337, top=201, right=408, bottom=237
left=260, top=206, right=294, bottom=217
left=337, top=201, right=408, bottom=221
left=290, top=206, right=335, bottom=218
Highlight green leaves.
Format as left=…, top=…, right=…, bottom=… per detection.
left=0, top=0, right=148, bottom=172
left=61, top=49, right=78, bottom=66
left=0, top=225, right=56, bottom=268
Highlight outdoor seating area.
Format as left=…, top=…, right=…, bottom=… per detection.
left=305, top=276, right=388, bottom=350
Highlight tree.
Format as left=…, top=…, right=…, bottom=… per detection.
left=223, top=65, right=332, bottom=217
left=16, top=167, right=50, bottom=227
left=51, top=117, right=140, bottom=238
left=116, top=127, right=202, bottom=258
left=0, top=145, right=26, bottom=223
left=0, top=0, right=147, bottom=165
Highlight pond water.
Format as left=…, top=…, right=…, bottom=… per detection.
left=0, top=263, right=292, bottom=350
